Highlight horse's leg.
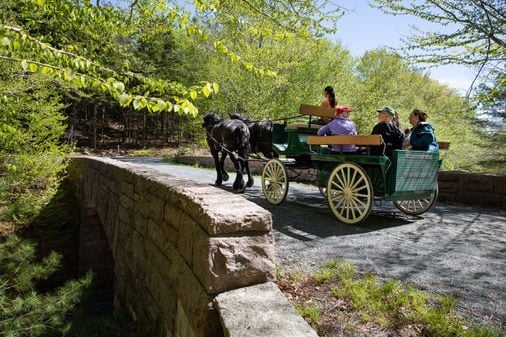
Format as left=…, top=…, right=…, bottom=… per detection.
left=219, top=151, right=229, bottom=182
left=229, top=153, right=244, bottom=191
left=240, top=150, right=254, bottom=188
left=211, top=148, right=223, bottom=186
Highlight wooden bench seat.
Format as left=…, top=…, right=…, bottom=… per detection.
left=306, top=135, right=383, bottom=146
left=438, top=141, right=450, bottom=150
left=299, top=104, right=335, bottom=119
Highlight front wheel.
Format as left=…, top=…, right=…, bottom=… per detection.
left=262, top=159, right=289, bottom=205
left=327, top=163, right=373, bottom=224
left=393, top=186, right=438, bottom=215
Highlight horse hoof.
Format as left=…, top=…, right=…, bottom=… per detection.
left=215, top=180, right=222, bottom=186
left=247, top=179, right=254, bottom=188
left=222, top=173, right=229, bottom=182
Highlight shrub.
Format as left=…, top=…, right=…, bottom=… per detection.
left=0, top=235, right=92, bottom=337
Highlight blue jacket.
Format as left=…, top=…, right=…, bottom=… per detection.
left=409, top=122, right=438, bottom=152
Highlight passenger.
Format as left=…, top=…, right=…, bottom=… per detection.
left=404, top=108, right=439, bottom=151
left=318, top=86, right=337, bottom=124
left=317, top=105, right=357, bottom=153
left=371, top=106, right=404, bottom=156
left=320, top=86, right=337, bottom=109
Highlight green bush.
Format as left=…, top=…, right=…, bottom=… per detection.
left=0, top=235, right=92, bottom=337
left=0, top=63, right=72, bottom=224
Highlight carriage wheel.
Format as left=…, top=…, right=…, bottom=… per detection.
left=326, top=163, right=373, bottom=224
left=262, top=159, right=289, bottom=205
left=393, top=186, right=438, bottom=215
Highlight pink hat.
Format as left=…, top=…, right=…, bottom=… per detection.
left=335, top=105, right=353, bottom=115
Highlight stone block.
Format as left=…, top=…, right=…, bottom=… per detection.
left=130, top=231, right=147, bottom=279
left=214, top=282, right=318, bottom=337
left=146, top=193, right=166, bottom=223
left=172, top=257, right=222, bottom=337
left=192, top=234, right=276, bottom=294
left=461, top=174, right=494, bottom=192
left=456, top=191, right=502, bottom=207
left=437, top=180, right=460, bottom=193
left=119, top=194, right=134, bottom=210
left=144, top=239, right=174, bottom=282
left=120, top=180, right=135, bottom=199
left=176, top=300, right=196, bottom=337
left=493, top=175, right=506, bottom=195
left=135, top=212, right=148, bottom=237
left=177, top=217, right=202, bottom=266
left=168, top=186, right=272, bottom=235
left=164, top=203, right=184, bottom=230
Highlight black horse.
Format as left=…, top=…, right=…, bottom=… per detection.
left=202, top=112, right=254, bottom=192
left=229, top=113, right=277, bottom=159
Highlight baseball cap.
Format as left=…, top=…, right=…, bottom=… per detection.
left=376, top=106, right=395, bottom=116
left=335, top=105, right=353, bottom=115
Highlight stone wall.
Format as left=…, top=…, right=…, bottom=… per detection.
left=438, top=171, right=506, bottom=208
left=67, top=156, right=277, bottom=337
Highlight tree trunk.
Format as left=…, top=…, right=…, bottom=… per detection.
left=92, top=104, right=97, bottom=150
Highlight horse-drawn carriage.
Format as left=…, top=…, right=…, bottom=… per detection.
left=261, top=104, right=447, bottom=224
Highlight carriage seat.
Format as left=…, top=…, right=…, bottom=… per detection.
left=306, top=135, right=383, bottom=146
left=307, top=135, right=383, bottom=155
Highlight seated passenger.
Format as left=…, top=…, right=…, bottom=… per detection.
left=371, top=106, right=404, bottom=156
left=317, top=105, right=357, bottom=153
left=314, top=86, right=338, bottom=125
left=404, top=108, right=438, bottom=152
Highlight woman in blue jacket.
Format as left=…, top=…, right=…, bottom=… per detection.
left=404, top=109, right=438, bottom=152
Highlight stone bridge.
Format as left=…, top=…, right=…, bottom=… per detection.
left=67, top=156, right=318, bottom=337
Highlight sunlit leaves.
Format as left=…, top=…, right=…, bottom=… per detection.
left=0, top=24, right=220, bottom=116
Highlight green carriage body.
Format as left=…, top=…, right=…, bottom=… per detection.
left=261, top=105, right=443, bottom=224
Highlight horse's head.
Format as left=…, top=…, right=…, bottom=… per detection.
left=202, top=112, right=223, bottom=129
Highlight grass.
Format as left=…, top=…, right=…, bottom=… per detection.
left=278, top=258, right=504, bottom=337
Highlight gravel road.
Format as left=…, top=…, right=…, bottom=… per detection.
left=115, top=157, right=506, bottom=329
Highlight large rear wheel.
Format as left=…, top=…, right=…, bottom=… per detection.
left=262, top=159, right=289, bottom=205
left=327, top=163, right=373, bottom=224
left=393, top=186, right=438, bottom=215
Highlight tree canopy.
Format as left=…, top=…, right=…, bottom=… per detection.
left=370, top=0, right=505, bottom=97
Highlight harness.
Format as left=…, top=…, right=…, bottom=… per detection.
left=205, top=128, right=249, bottom=163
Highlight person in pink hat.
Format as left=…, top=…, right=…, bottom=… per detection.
left=317, top=105, right=357, bottom=153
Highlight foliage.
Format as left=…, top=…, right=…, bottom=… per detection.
left=0, top=0, right=219, bottom=116
left=0, top=235, right=92, bottom=337
left=295, top=304, right=320, bottom=327
left=370, top=0, right=506, bottom=96
left=281, top=259, right=505, bottom=337
left=0, top=63, right=72, bottom=223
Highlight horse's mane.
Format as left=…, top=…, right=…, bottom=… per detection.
left=229, top=112, right=251, bottom=124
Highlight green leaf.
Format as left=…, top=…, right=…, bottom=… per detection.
left=28, top=63, right=38, bottom=73
left=133, top=98, right=141, bottom=110
left=190, top=90, right=197, bottom=100
left=113, top=81, right=125, bottom=92
left=202, top=85, right=211, bottom=98
left=1, top=37, right=11, bottom=47
left=212, top=82, right=220, bottom=94
left=21, top=60, right=28, bottom=71
left=118, top=93, right=131, bottom=107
